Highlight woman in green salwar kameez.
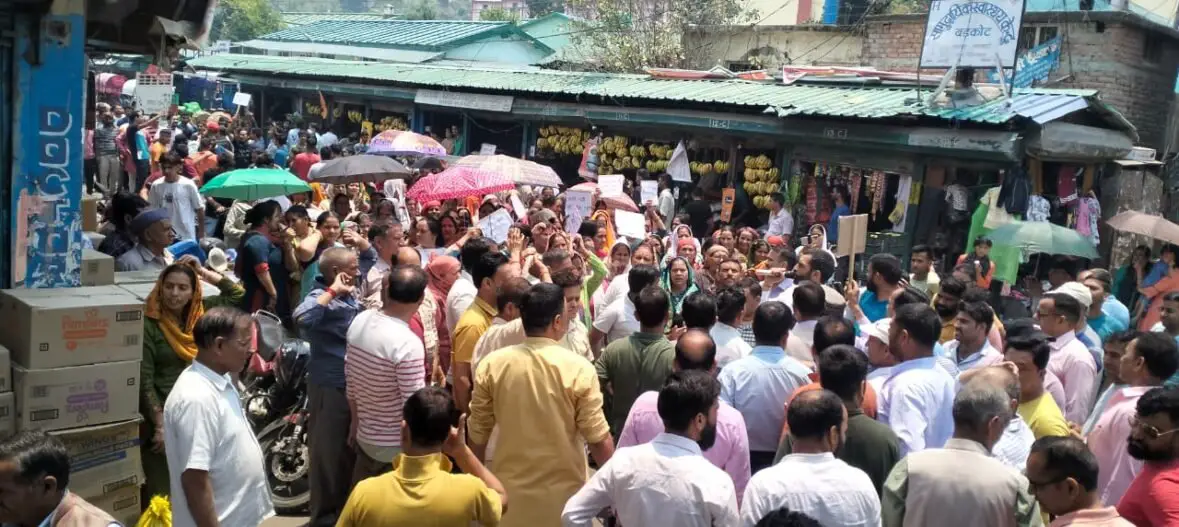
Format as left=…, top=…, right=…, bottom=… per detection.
left=139, top=257, right=244, bottom=501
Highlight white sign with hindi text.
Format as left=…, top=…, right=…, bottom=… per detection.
left=615, top=210, right=646, bottom=239
left=478, top=209, right=514, bottom=244
left=564, top=190, right=593, bottom=233
left=920, top=0, right=1025, bottom=68
left=640, top=180, right=658, bottom=206
left=599, top=174, right=625, bottom=198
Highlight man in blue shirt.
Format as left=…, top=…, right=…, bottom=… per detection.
left=827, top=186, right=851, bottom=247
left=1080, top=269, right=1127, bottom=341
left=852, top=253, right=903, bottom=323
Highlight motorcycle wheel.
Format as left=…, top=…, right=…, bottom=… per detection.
left=258, top=423, right=311, bottom=514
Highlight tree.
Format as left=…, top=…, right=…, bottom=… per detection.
left=526, top=0, right=564, bottom=16
left=565, top=0, right=755, bottom=72
left=479, top=6, right=520, bottom=21
left=403, top=0, right=439, bottom=19
left=210, top=0, right=285, bottom=42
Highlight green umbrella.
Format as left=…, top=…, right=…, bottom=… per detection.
left=986, top=221, right=1099, bottom=259
left=200, top=168, right=311, bottom=201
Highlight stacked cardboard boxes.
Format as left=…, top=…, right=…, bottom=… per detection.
left=0, top=285, right=146, bottom=521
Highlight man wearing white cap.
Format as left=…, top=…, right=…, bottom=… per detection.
left=1054, top=282, right=1105, bottom=374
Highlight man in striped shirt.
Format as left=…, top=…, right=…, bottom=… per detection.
left=345, top=264, right=429, bottom=485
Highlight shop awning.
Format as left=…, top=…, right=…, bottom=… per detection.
left=238, top=40, right=444, bottom=64
left=1025, top=122, right=1135, bottom=160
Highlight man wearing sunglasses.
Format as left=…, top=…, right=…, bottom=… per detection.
left=1086, top=333, right=1179, bottom=507
left=1117, top=386, right=1179, bottom=526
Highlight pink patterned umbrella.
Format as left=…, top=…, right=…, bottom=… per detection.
left=570, top=182, right=640, bottom=212
left=408, top=166, right=515, bottom=202
left=367, top=130, right=447, bottom=157
left=454, top=154, right=562, bottom=188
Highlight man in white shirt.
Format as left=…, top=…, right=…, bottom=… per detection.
left=879, top=303, right=957, bottom=456
left=148, top=152, right=205, bottom=242
left=591, top=265, right=660, bottom=355
left=657, top=174, right=676, bottom=227
left=711, top=287, right=752, bottom=368
left=562, top=369, right=740, bottom=527
left=165, top=307, right=274, bottom=527
left=719, top=301, right=812, bottom=473
left=345, top=265, right=428, bottom=483
left=319, top=127, right=339, bottom=149
left=786, top=282, right=825, bottom=365
left=908, top=245, right=940, bottom=297
left=446, top=238, right=496, bottom=336
left=742, top=389, right=880, bottom=527
left=764, top=193, right=794, bottom=244
left=943, top=301, right=1004, bottom=372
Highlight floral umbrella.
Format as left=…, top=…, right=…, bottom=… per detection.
left=570, top=182, right=640, bottom=212
left=454, top=154, right=562, bottom=188
left=367, top=130, right=447, bottom=157
left=407, top=166, right=515, bottom=202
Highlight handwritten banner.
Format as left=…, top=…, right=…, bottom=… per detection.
left=564, top=190, right=593, bottom=234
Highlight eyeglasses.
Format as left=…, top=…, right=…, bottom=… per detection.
left=1129, top=415, right=1179, bottom=440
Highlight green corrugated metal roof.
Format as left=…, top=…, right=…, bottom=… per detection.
left=280, top=13, right=400, bottom=27
left=187, top=54, right=1115, bottom=127
left=257, top=20, right=519, bottom=51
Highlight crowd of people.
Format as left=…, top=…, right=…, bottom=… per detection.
left=71, top=104, right=1179, bottom=527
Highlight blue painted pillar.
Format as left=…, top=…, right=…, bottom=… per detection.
left=11, top=0, right=86, bottom=288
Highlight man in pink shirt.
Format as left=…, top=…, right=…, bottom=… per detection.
left=1026, top=436, right=1134, bottom=526
left=617, top=329, right=751, bottom=497
left=1117, top=386, right=1179, bottom=526
left=1086, top=333, right=1178, bottom=507
left=1038, top=293, right=1099, bottom=424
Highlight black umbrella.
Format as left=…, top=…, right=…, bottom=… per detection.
left=311, top=155, right=411, bottom=185
left=411, top=157, right=446, bottom=171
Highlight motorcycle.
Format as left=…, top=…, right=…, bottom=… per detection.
left=244, top=313, right=313, bottom=514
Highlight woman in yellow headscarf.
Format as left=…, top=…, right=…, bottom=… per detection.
left=590, top=208, right=617, bottom=259
left=140, top=257, right=244, bottom=502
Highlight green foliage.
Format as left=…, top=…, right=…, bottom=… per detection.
left=210, top=0, right=285, bottom=42
left=565, top=0, right=755, bottom=72
left=403, top=0, right=440, bottom=19
left=885, top=0, right=929, bottom=14
left=479, top=6, right=520, bottom=21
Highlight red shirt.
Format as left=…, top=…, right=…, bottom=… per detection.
left=290, top=153, right=321, bottom=181
left=1117, top=459, right=1179, bottom=526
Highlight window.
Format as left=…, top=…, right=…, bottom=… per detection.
left=1018, top=25, right=1059, bottom=53
left=1145, top=35, right=1163, bottom=63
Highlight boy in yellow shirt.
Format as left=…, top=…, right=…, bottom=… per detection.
left=338, top=387, right=507, bottom=526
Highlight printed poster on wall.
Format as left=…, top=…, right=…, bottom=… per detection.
left=985, top=36, right=1061, bottom=88
left=920, top=0, right=1026, bottom=68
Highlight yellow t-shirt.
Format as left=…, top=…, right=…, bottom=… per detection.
left=150, top=142, right=167, bottom=171
left=1018, top=392, right=1072, bottom=439
left=452, top=297, right=497, bottom=365
left=337, top=453, right=502, bottom=526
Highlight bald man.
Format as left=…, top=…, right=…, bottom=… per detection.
left=396, top=246, right=421, bottom=267
left=293, top=244, right=367, bottom=525
left=968, top=366, right=1037, bottom=470
left=616, top=328, right=752, bottom=497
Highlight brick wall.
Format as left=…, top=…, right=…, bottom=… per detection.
left=861, top=14, right=1179, bottom=149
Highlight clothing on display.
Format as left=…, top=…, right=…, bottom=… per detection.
left=967, top=188, right=1021, bottom=285
left=1025, top=195, right=1050, bottom=222
left=1074, top=194, right=1101, bottom=247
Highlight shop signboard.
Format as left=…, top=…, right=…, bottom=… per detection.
left=415, top=89, right=514, bottom=113
left=920, top=0, right=1026, bottom=68
left=985, top=36, right=1061, bottom=87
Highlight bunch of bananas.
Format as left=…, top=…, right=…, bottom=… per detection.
left=346, top=111, right=364, bottom=123
left=596, top=137, right=674, bottom=175
left=742, top=154, right=781, bottom=209
left=536, top=126, right=590, bottom=156
left=374, top=116, right=408, bottom=133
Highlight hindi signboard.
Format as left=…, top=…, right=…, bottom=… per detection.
left=985, top=36, right=1060, bottom=88
left=920, top=0, right=1026, bottom=68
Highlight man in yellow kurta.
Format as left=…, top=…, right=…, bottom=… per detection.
left=469, top=282, right=615, bottom=527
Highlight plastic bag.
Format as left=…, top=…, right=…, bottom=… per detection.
left=136, top=496, right=172, bottom=527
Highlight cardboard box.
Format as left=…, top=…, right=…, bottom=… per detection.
left=0, top=345, right=11, bottom=393
left=118, top=280, right=221, bottom=304
left=113, top=270, right=165, bottom=285
left=86, top=483, right=142, bottom=526
left=80, top=249, right=115, bottom=287
left=82, top=196, right=100, bottom=232
left=52, top=418, right=144, bottom=501
left=0, top=393, right=14, bottom=439
left=14, top=361, right=140, bottom=432
left=0, top=286, right=144, bottom=369
left=84, top=231, right=106, bottom=249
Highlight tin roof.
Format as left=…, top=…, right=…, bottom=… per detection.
left=187, top=54, right=1134, bottom=133
left=279, top=12, right=400, bottom=27
left=255, top=20, right=526, bottom=51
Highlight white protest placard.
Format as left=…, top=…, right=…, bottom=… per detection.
left=640, top=180, right=658, bottom=206
left=920, top=0, right=1025, bottom=68
left=478, top=209, right=514, bottom=244
left=510, top=194, right=528, bottom=220
left=599, top=174, right=625, bottom=198
left=480, top=143, right=497, bottom=155
left=134, top=73, right=174, bottom=116
left=668, top=141, right=691, bottom=183
left=564, top=189, right=593, bottom=233
left=614, top=210, right=646, bottom=240
left=232, top=92, right=252, bottom=108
